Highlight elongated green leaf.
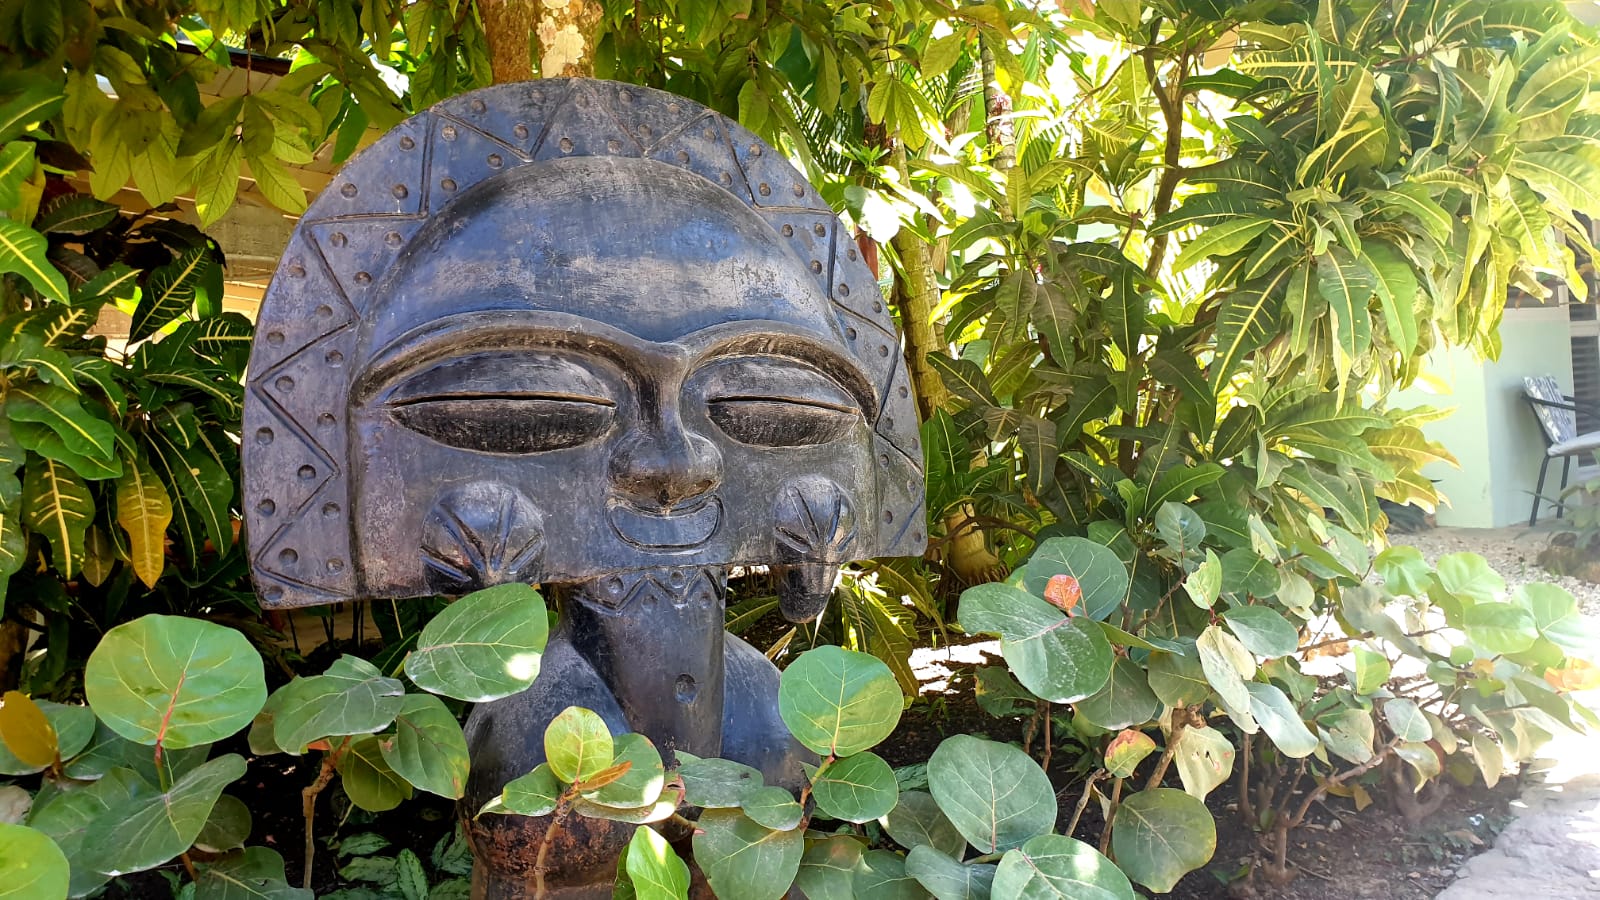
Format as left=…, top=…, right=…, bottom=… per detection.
left=404, top=583, right=549, bottom=702
left=1315, top=246, right=1374, bottom=388
left=0, top=142, right=33, bottom=210
left=1197, top=625, right=1257, bottom=733
left=1510, top=146, right=1600, bottom=211
left=8, top=384, right=115, bottom=462
left=0, top=84, right=63, bottom=146
left=21, top=458, right=92, bottom=577
left=0, top=220, right=68, bottom=301
left=11, top=419, right=121, bottom=479
left=115, top=456, right=171, bottom=588
left=35, top=193, right=119, bottom=235
left=131, top=247, right=211, bottom=343
left=1174, top=217, right=1275, bottom=272
left=85, top=615, right=266, bottom=748
left=273, top=655, right=405, bottom=751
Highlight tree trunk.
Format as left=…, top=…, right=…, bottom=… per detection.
left=479, top=0, right=603, bottom=82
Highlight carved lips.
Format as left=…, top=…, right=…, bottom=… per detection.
left=607, top=495, right=724, bottom=550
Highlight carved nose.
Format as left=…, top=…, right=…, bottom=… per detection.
left=608, top=420, right=723, bottom=509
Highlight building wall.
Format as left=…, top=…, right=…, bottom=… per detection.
left=1395, top=306, right=1575, bottom=528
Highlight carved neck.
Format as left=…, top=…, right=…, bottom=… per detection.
left=561, top=567, right=727, bottom=759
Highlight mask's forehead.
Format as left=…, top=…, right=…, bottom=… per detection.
left=363, top=157, right=842, bottom=354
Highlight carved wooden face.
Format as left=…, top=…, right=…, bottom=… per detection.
left=242, top=79, right=924, bottom=607
left=347, top=158, right=877, bottom=596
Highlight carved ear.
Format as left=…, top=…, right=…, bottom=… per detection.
left=421, top=482, right=546, bottom=594
left=772, top=476, right=855, bottom=623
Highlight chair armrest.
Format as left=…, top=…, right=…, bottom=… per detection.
left=1527, top=395, right=1580, bottom=413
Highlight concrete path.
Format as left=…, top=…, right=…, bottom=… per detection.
left=1436, top=695, right=1600, bottom=898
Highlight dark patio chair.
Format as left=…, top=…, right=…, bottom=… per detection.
left=1523, top=376, right=1600, bottom=525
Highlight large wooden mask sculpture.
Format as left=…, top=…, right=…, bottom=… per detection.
left=243, top=79, right=924, bottom=896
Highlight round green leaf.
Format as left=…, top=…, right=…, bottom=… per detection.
left=583, top=732, right=664, bottom=810
left=1518, top=583, right=1600, bottom=655
left=1383, top=698, right=1431, bottom=742
left=273, top=655, right=405, bottom=751
left=778, top=646, right=902, bottom=757
left=1197, top=625, right=1257, bottom=733
left=1147, top=651, right=1208, bottom=707
left=812, top=751, right=898, bottom=824
left=675, top=753, right=764, bottom=808
left=194, top=794, right=252, bottom=853
left=1110, top=787, right=1217, bottom=894
left=693, top=809, right=803, bottom=900
left=1183, top=550, right=1222, bottom=609
left=0, top=700, right=95, bottom=776
left=194, top=847, right=312, bottom=900
left=404, top=583, right=549, bottom=702
left=992, top=834, right=1135, bottom=899
left=927, top=735, right=1055, bottom=854
left=337, top=735, right=413, bottom=813
left=1244, top=683, right=1318, bottom=758
left=481, top=763, right=561, bottom=817
left=623, top=826, right=689, bottom=900
left=1022, top=537, right=1130, bottom=620
left=545, top=706, right=614, bottom=785
left=1104, top=729, right=1157, bottom=779
left=1222, top=606, right=1299, bottom=658
left=1075, top=657, right=1160, bottom=730
left=1317, top=707, right=1375, bottom=764
left=853, top=849, right=923, bottom=899
left=740, top=786, right=803, bottom=831
left=0, top=822, right=68, bottom=899
left=1154, top=502, right=1206, bottom=556
left=85, top=615, right=266, bottom=749
left=960, top=583, right=1114, bottom=703
left=379, top=693, right=470, bottom=799
left=88, top=753, right=248, bottom=876
left=1464, top=602, right=1538, bottom=655
left=1219, top=549, right=1277, bottom=599
left=795, top=834, right=865, bottom=900
left=1172, top=726, right=1234, bottom=800
left=1435, top=552, right=1505, bottom=604
left=1351, top=646, right=1391, bottom=694
left=904, top=844, right=996, bottom=900
left=881, top=790, right=966, bottom=859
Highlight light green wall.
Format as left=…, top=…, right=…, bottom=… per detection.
left=1394, top=306, right=1574, bottom=528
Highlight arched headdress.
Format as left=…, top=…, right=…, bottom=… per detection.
left=242, top=79, right=925, bottom=608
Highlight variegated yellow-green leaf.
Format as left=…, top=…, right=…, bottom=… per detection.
left=0, top=219, right=68, bottom=301
left=130, top=246, right=211, bottom=343
left=7, top=384, right=115, bottom=462
left=115, top=456, right=172, bottom=588
left=21, top=458, right=92, bottom=578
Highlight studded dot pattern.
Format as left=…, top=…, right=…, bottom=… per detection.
left=244, top=78, right=926, bottom=608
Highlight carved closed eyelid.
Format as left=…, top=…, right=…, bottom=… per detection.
left=382, top=351, right=617, bottom=406
left=697, top=358, right=862, bottom=413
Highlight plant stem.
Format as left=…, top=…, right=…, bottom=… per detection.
left=1144, top=707, right=1190, bottom=791
left=534, top=795, right=576, bottom=899
left=1066, top=770, right=1105, bottom=837
left=1098, top=776, right=1123, bottom=854
left=301, top=738, right=350, bottom=889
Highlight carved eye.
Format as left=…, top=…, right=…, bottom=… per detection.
left=699, top=358, right=862, bottom=448
left=384, top=352, right=617, bottom=454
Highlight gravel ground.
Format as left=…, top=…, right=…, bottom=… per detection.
left=1390, top=524, right=1600, bottom=615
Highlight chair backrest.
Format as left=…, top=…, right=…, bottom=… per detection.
left=1524, top=375, right=1576, bottom=444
